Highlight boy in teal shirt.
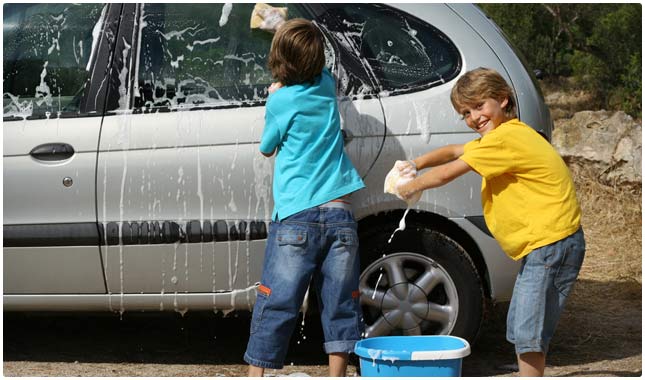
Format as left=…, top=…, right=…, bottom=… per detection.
left=244, top=19, right=365, bottom=377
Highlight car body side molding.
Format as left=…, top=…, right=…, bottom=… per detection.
left=4, top=223, right=101, bottom=247
left=3, top=220, right=268, bottom=247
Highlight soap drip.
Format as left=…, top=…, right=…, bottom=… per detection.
left=388, top=207, right=410, bottom=243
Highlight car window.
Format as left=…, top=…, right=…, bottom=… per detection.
left=311, top=8, right=379, bottom=98
left=322, top=4, right=460, bottom=93
left=3, top=3, right=106, bottom=119
left=134, top=4, right=312, bottom=110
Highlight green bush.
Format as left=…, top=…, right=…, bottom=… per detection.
left=479, top=3, right=641, bottom=118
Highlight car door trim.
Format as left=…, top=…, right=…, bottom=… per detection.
left=3, top=223, right=101, bottom=247
left=3, top=220, right=268, bottom=247
left=98, top=220, right=268, bottom=246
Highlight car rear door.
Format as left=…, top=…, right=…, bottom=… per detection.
left=3, top=4, right=118, bottom=300
left=348, top=4, right=521, bottom=299
left=340, top=4, right=507, bottom=218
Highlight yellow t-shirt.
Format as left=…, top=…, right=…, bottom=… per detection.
left=460, top=119, right=581, bottom=260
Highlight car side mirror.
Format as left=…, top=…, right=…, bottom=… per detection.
left=533, top=69, right=544, bottom=80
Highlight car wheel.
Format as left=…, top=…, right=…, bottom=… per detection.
left=358, top=220, right=484, bottom=343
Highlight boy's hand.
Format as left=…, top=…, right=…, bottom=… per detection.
left=395, top=160, right=417, bottom=177
left=395, top=176, right=422, bottom=205
left=258, top=8, right=286, bottom=32
left=384, top=161, right=413, bottom=194
left=384, top=160, right=422, bottom=205
left=268, top=82, right=283, bottom=94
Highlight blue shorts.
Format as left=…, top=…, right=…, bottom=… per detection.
left=244, top=205, right=364, bottom=369
left=506, top=227, right=585, bottom=355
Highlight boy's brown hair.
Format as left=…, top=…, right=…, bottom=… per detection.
left=450, top=67, right=517, bottom=118
left=268, top=18, right=325, bottom=86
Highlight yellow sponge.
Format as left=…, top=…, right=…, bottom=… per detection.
left=250, top=3, right=288, bottom=29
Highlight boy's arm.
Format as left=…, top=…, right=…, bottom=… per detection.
left=259, top=106, right=282, bottom=158
left=397, top=158, right=472, bottom=200
left=412, top=144, right=465, bottom=170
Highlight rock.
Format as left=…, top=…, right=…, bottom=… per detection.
left=545, top=90, right=596, bottom=119
left=552, top=110, right=642, bottom=185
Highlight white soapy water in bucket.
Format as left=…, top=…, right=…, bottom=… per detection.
left=382, top=355, right=399, bottom=363
left=367, top=348, right=383, bottom=367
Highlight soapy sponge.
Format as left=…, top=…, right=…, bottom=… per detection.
left=384, top=160, right=422, bottom=206
left=250, top=3, right=288, bottom=31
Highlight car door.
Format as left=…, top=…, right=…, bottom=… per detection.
left=349, top=4, right=512, bottom=218
left=342, top=4, right=521, bottom=304
left=3, top=3, right=117, bottom=298
left=96, top=3, right=271, bottom=313
left=94, top=3, right=387, bottom=313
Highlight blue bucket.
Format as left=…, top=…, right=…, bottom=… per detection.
left=354, top=335, right=471, bottom=377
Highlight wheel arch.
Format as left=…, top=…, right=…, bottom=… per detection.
left=357, top=208, right=492, bottom=300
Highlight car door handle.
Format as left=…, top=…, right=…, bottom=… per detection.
left=29, top=143, right=75, bottom=161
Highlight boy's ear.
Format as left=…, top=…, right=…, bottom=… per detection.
left=500, top=97, right=509, bottom=109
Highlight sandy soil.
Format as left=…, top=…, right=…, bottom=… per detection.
left=3, top=291, right=641, bottom=378
left=3, top=164, right=642, bottom=377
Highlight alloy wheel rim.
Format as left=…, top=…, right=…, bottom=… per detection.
left=359, top=252, right=459, bottom=337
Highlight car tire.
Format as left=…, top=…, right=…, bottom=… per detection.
left=358, top=217, right=484, bottom=343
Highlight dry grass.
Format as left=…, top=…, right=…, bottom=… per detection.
left=567, top=160, right=642, bottom=286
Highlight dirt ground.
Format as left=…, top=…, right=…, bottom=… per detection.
left=3, top=161, right=641, bottom=377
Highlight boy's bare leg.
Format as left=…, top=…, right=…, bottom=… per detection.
left=517, top=352, right=545, bottom=376
left=248, top=364, right=265, bottom=377
left=329, top=352, right=349, bottom=377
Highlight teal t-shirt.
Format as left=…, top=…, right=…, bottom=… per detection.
left=259, top=68, right=365, bottom=221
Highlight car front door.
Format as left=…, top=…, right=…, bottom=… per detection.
left=95, top=3, right=387, bottom=313
left=3, top=3, right=116, bottom=301
left=97, top=3, right=277, bottom=313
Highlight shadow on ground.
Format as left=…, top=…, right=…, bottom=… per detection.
left=3, top=278, right=641, bottom=377
left=3, top=310, right=327, bottom=367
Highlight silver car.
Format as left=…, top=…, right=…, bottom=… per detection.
left=3, top=3, right=551, bottom=343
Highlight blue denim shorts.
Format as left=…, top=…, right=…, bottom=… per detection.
left=506, top=227, right=585, bottom=355
left=244, top=205, right=363, bottom=369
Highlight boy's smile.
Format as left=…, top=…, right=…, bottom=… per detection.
left=460, top=97, right=510, bottom=136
